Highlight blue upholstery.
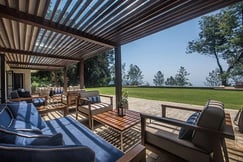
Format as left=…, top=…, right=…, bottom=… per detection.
left=179, top=112, right=200, bottom=140
left=7, top=102, right=46, bottom=129
left=87, top=96, right=101, bottom=104
left=0, top=102, right=124, bottom=162
left=32, top=98, right=46, bottom=107
left=43, top=117, right=124, bottom=162
left=0, top=105, right=14, bottom=128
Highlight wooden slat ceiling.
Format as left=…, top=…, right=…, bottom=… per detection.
left=0, top=0, right=241, bottom=70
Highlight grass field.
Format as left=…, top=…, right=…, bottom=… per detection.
left=87, top=87, right=243, bottom=110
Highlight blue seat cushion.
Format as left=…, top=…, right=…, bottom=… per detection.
left=44, top=117, right=124, bottom=162
left=32, top=98, right=46, bottom=107
left=179, top=112, right=200, bottom=140
left=7, top=101, right=46, bottom=129
left=0, top=104, right=14, bottom=128
left=0, top=127, right=63, bottom=146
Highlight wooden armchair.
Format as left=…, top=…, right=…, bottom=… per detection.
left=141, top=100, right=235, bottom=162
left=76, top=90, right=113, bottom=129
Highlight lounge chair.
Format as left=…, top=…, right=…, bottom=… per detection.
left=141, top=100, right=235, bottom=162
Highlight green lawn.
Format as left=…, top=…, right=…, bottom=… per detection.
left=86, top=87, right=243, bottom=110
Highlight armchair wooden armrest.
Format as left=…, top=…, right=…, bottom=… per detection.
left=116, top=144, right=146, bottom=162
left=161, top=103, right=203, bottom=117
left=141, top=113, right=231, bottom=138
left=99, top=94, right=113, bottom=106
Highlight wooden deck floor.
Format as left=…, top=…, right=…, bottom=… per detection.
left=42, top=108, right=243, bottom=162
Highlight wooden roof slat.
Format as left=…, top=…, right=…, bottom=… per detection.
left=47, top=34, right=67, bottom=54
left=93, top=0, right=154, bottom=36
left=65, top=0, right=93, bottom=27
left=41, top=31, right=58, bottom=54
left=0, top=5, right=115, bottom=47
left=0, top=47, right=80, bottom=61
left=81, top=0, right=114, bottom=31
left=83, top=0, right=123, bottom=33
left=2, top=18, right=14, bottom=48
left=49, top=0, right=60, bottom=22
left=73, top=0, right=104, bottom=29
left=120, top=0, right=237, bottom=44
left=34, top=28, right=47, bottom=52
left=62, top=0, right=86, bottom=26
left=104, top=0, right=182, bottom=39
left=87, top=0, right=132, bottom=34
left=56, top=0, right=72, bottom=24
left=29, top=26, right=38, bottom=51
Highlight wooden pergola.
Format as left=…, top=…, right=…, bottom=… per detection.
left=0, top=0, right=240, bottom=106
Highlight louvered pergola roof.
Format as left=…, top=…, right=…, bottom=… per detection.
left=0, top=0, right=240, bottom=70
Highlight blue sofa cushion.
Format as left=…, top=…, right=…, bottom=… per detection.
left=32, top=98, right=46, bottom=107
left=44, top=117, right=124, bottom=162
left=7, top=101, right=46, bottom=129
left=179, top=112, right=200, bottom=140
left=0, top=144, right=95, bottom=162
left=0, top=127, right=63, bottom=146
left=0, top=105, right=14, bottom=128
left=87, top=96, right=101, bottom=104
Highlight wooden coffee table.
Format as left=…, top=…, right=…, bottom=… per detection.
left=92, top=110, right=140, bottom=151
left=38, top=103, right=68, bottom=117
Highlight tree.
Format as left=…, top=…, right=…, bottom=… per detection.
left=187, top=2, right=243, bottom=86
left=67, top=64, right=79, bottom=86
left=165, top=76, right=176, bottom=86
left=84, top=51, right=113, bottom=87
left=175, top=66, right=191, bottom=86
left=205, top=69, right=221, bottom=87
left=153, top=71, right=164, bottom=86
left=127, top=64, right=144, bottom=85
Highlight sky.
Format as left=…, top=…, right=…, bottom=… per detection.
left=121, top=15, right=227, bottom=87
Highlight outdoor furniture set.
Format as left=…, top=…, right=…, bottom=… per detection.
left=0, top=101, right=146, bottom=162
left=4, top=89, right=235, bottom=162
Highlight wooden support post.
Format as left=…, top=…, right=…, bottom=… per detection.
left=63, top=66, right=67, bottom=93
left=79, top=59, right=84, bottom=89
left=115, top=46, right=122, bottom=109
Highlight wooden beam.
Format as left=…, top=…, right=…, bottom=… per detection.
left=115, top=46, right=122, bottom=109
left=0, top=5, right=116, bottom=48
left=7, top=61, right=65, bottom=67
left=0, top=47, right=80, bottom=61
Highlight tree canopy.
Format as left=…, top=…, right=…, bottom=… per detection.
left=187, top=2, right=243, bottom=86
left=126, top=64, right=144, bottom=85
left=153, top=71, right=164, bottom=86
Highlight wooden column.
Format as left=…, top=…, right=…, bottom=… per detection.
left=54, top=71, right=57, bottom=86
left=115, top=46, right=122, bottom=109
left=79, top=59, right=84, bottom=89
left=63, top=66, right=67, bottom=93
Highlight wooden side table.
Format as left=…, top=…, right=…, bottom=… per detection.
left=93, top=110, right=140, bottom=151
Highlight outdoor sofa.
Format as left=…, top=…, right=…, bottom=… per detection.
left=9, top=88, right=47, bottom=107
left=0, top=101, right=145, bottom=162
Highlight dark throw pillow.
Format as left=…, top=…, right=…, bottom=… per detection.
left=179, top=112, right=200, bottom=140
left=0, top=127, right=63, bottom=146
